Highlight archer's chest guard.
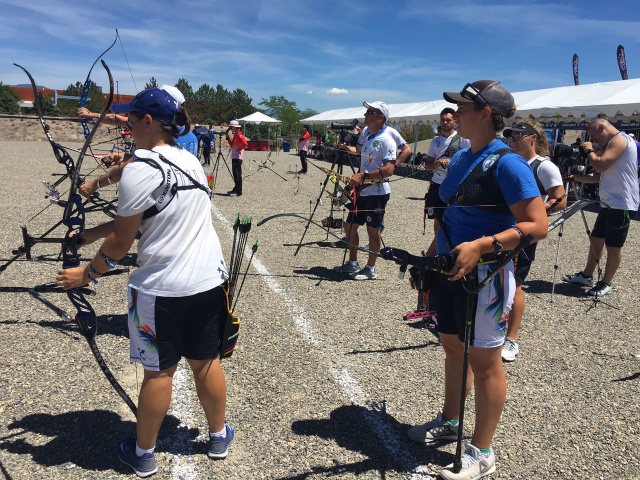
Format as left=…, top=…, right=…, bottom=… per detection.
left=447, top=148, right=512, bottom=213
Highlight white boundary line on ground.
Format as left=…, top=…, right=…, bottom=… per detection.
left=211, top=205, right=436, bottom=479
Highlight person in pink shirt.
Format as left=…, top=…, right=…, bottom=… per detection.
left=298, top=125, right=311, bottom=173
left=226, top=120, right=248, bottom=196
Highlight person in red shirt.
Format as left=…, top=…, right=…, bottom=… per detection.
left=298, top=125, right=311, bottom=173
left=226, top=120, right=248, bottom=196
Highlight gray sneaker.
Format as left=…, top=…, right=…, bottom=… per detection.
left=118, top=438, right=158, bottom=478
left=562, top=271, right=593, bottom=287
left=501, top=337, right=519, bottom=362
left=439, top=443, right=496, bottom=480
left=351, top=266, right=377, bottom=280
left=407, top=412, right=458, bottom=443
left=333, top=261, right=360, bottom=273
left=208, top=424, right=235, bottom=459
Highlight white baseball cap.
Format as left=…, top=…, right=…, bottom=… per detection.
left=363, top=101, right=390, bottom=121
left=159, top=85, right=186, bottom=105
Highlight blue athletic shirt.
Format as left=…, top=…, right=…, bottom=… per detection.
left=176, top=127, right=199, bottom=156
left=436, top=139, right=540, bottom=255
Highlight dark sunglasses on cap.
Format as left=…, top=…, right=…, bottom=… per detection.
left=365, top=109, right=382, bottom=115
left=460, top=83, right=490, bottom=107
left=510, top=132, right=534, bottom=141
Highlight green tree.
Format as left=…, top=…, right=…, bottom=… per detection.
left=230, top=88, right=254, bottom=120
left=144, top=77, right=158, bottom=89
left=0, top=83, right=20, bottom=114
left=299, top=108, right=319, bottom=121
left=175, top=78, right=194, bottom=104
left=259, top=95, right=305, bottom=135
left=37, top=92, right=58, bottom=116
left=57, top=81, right=105, bottom=116
left=192, top=83, right=214, bottom=123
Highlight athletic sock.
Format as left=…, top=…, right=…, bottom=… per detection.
left=479, top=447, right=492, bottom=455
left=135, top=443, right=155, bottom=458
left=442, top=415, right=459, bottom=426
left=210, top=426, right=227, bottom=439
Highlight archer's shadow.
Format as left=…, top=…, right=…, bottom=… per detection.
left=522, top=279, right=589, bottom=298
left=1, top=411, right=195, bottom=473
left=274, top=404, right=451, bottom=479
left=292, top=265, right=350, bottom=283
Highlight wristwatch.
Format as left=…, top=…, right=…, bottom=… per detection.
left=491, top=235, right=503, bottom=255
left=363, top=171, right=369, bottom=180
left=585, top=148, right=594, bottom=154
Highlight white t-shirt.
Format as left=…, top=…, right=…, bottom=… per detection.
left=427, top=132, right=471, bottom=184
left=118, top=145, right=228, bottom=296
left=599, top=132, right=640, bottom=210
left=357, top=126, right=396, bottom=196
left=529, top=155, right=563, bottom=201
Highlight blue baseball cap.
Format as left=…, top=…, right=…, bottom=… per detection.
left=112, top=88, right=181, bottom=124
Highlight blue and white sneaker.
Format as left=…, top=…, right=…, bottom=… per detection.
left=118, top=438, right=157, bottom=478
left=351, top=266, right=377, bottom=280
left=208, top=424, right=235, bottom=459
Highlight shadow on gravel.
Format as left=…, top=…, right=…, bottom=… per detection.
left=522, top=279, right=587, bottom=297
left=292, top=265, right=348, bottom=283
left=347, top=340, right=440, bottom=355
left=278, top=404, right=451, bottom=479
left=0, top=313, right=129, bottom=340
left=612, top=371, right=640, bottom=382
left=0, top=411, right=193, bottom=473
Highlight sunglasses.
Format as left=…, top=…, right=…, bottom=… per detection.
left=510, top=132, right=534, bottom=141
left=460, top=83, right=490, bottom=107
left=365, top=109, right=382, bottom=116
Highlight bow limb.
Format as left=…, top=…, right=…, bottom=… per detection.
left=60, top=61, right=137, bottom=416
left=78, top=35, right=118, bottom=139
left=257, top=212, right=372, bottom=255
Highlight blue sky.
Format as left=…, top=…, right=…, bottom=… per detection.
left=1, top=0, right=639, bottom=114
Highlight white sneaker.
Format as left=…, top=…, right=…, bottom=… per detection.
left=501, top=337, right=519, bottom=362
left=439, top=443, right=496, bottom=480
left=587, top=281, right=612, bottom=297
left=351, top=266, right=377, bottom=280
left=562, top=271, right=593, bottom=287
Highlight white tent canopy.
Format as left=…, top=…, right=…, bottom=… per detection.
left=302, top=78, right=640, bottom=125
left=238, top=111, right=282, bottom=145
left=238, top=111, right=281, bottom=124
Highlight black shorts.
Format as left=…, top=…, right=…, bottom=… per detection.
left=514, top=242, right=538, bottom=284
left=591, top=208, right=634, bottom=248
left=424, top=182, right=445, bottom=220
left=346, top=193, right=389, bottom=229
left=128, top=285, right=227, bottom=371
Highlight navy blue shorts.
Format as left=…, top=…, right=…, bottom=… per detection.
left=346, top=193, right=389, bottom=229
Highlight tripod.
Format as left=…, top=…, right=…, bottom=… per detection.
left=210, top=132, right=233, bottom=194
left=294, top=148, right=357, bottom=256
left=549, top=178, right=602, bottom=303
left=245, top=151, right=288, bottom=182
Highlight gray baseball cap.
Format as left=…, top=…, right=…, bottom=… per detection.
left=443, top=80, right=515, bottom=117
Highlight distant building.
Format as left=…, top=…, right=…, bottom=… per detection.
left=9, top=86, right=135, bottom=115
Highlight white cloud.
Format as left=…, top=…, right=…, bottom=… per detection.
left=306, top=90, right=314, bottom=94
left=327, top=87, right=349, bottom=95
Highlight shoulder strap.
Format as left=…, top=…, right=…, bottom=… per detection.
left=529, top=157, right=547, bottom=196
left=446, top=147, right=513, bottom=206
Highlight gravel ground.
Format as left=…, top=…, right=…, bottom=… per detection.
left=1, top=138, right=640, bottom=480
